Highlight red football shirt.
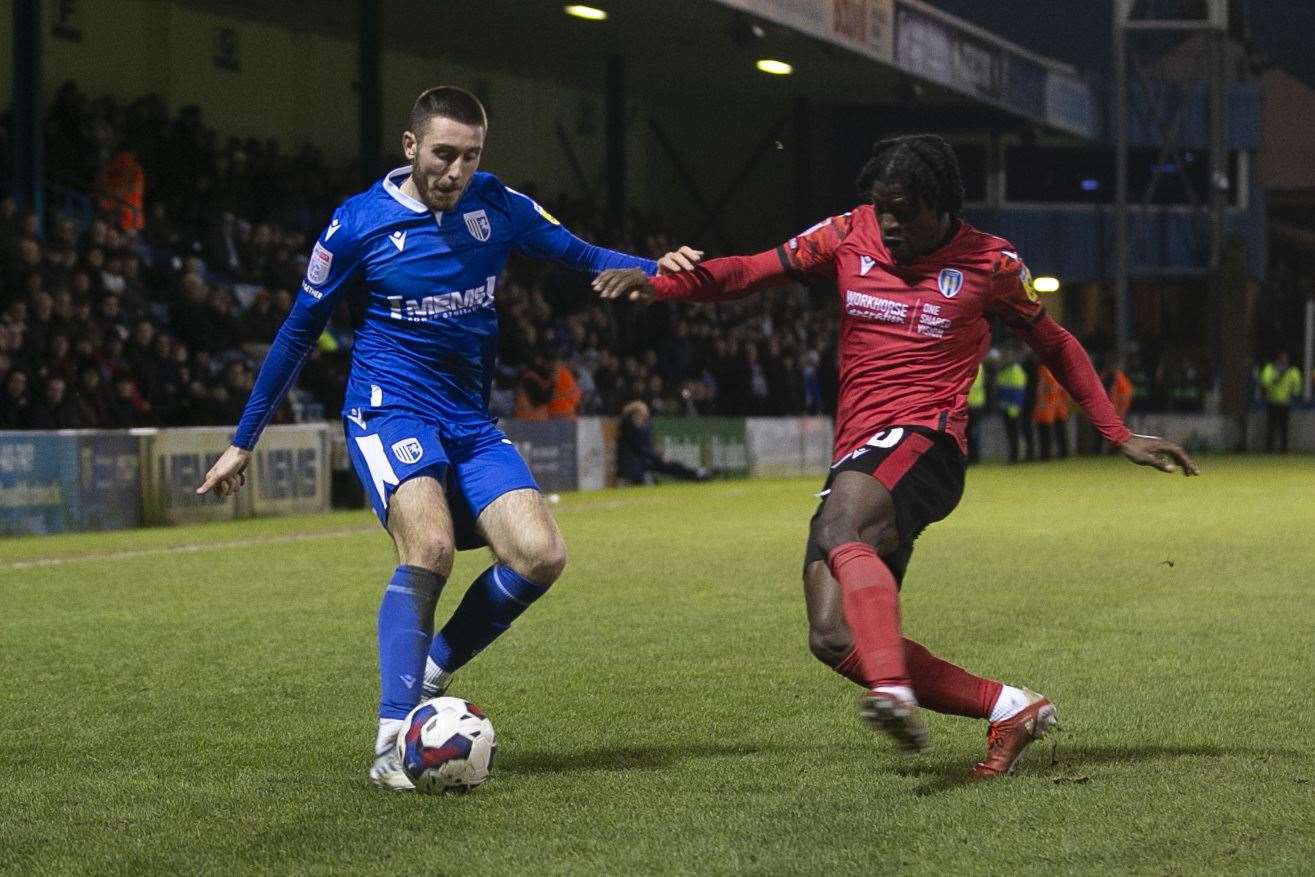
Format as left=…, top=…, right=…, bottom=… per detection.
left=651, top=204, right=1131, bottom=461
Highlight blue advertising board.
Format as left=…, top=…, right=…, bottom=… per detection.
left=501, top=420, right=578, bottom=493
left=0, top=432, right=75, bottom=535
left=73, top=432, right=142, bottom=531
left=0, top=431, right=140, bottom=536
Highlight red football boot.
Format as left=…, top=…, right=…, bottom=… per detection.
left=857, top=688, right=929, bottom=754
left=970, top=690, right=1058, bottom=778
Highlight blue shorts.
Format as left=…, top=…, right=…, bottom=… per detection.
left=343, top=410, right=539, bottom=550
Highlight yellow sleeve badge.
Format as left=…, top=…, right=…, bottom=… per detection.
left=1019, top=265, right=1038, bottom=302
left=534, top=201, right=560, bottom=226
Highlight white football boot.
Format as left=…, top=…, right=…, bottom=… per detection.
left=368, top=748, right=414, bottom=791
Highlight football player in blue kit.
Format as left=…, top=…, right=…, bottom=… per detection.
left=196, top=86, right=701, bottom=790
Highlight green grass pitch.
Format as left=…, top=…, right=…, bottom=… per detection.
left=2, top=456, right=1313, bottom=874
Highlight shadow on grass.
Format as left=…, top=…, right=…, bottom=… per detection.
left=902, top=742, right=1308, bottom=797
left=502, top=740, right=857, bottom=776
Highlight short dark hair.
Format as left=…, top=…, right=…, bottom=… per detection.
left=408, top=86, right=488, bottom=135
left=855, top=134, right=964, bottom=217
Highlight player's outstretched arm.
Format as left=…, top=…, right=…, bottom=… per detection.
left=594, top=246, right=704, bottom=300
left=594, top=247, right=796, bottom=304
left=656, top=246, right=703, bottom=274
left=595, top=213, right=849, bottom=304
left=1013, top=317, right=1199, bottom=477
left=1116, top=434, right=1200, bottom=476
left=593, top=267, right=655, bottom=301
left=196, top=445, right=252, bottom=496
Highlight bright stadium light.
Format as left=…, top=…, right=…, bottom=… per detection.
left=564, top=4, right=607, bottom=21
left=1033, top=276, right=1061, bottom=294
left=756, top=59, right=793, bottom=75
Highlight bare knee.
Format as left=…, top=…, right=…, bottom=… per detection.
left=808, top=620, right=853, bottom=667
left=388, top=478, right=456, bottom=577
left=503, top=530, right=567, bottom=586
left=802, top=560, right=853, bottom=667
left=395, top=534, right=454, bottom=578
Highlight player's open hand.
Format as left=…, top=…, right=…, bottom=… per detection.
left=196, top=445, right=252, bottom=496
left=1118, top=434, right=1200, bottom=476
left=656, top=245, right=703, bottom=275
left=593, top=268, right=655, bottom=302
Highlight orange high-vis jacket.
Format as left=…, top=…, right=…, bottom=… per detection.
left=514, top=369, right=551, bottom=421
left=95, top=150, right=145, bottom=232
left=1107, top=369, right=1133, bottom=419
left=1032, top=366, right=1071, bottom=425
left=546, top=364, right=581, bottom=418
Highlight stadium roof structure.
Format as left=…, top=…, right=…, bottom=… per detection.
left=175, top=0, right=1101, bottom=140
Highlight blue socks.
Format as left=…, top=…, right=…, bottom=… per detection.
left=425, top=564, right=549, bottom=682
left=377, top=565, right=445, bottom=720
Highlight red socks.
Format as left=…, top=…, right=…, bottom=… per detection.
left=826, top=541, right=909, bottom=688
left=902, top=638, right=1001, bottom=719
left=832, top=640, right=1002, bottom=718
left=823, top=541, right=1002, bottom=717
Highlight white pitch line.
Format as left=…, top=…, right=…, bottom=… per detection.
left=2, top=527, right=378, bottom=570
left=3, top=484, right=763, bottom=571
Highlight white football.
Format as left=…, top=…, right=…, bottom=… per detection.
left=396, top=696, right=496, bottom=794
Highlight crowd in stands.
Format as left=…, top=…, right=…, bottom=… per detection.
left=0, top=83, right=844, bottom=432
left=3, top=82, right=1284, bottom=435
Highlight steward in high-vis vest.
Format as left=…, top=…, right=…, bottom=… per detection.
left=997, top=359, right=1029, bottom=463
left=967, top=363, right=987, bottom=464
left=1260, top=351, right=1303, bottom=453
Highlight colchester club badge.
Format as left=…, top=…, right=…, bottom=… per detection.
left=937, top=267, right=963, bottom=299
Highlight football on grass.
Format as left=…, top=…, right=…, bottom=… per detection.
left=397, top=697, right=496, bottom=793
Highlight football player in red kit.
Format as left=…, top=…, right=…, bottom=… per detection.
left=593, top=135, right=1199, bottom=777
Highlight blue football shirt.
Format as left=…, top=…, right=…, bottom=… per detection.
left=232, top=167, right=657, bottom=449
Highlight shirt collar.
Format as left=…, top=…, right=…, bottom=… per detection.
left=383, top=166, right=428, bottom=214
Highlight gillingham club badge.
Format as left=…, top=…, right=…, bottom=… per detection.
left=464, top=210, right=492, bottom=242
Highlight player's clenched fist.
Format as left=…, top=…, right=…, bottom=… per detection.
left=196, top=445, right=252, bottom=496
left=593, top=267, right=655, bottom=301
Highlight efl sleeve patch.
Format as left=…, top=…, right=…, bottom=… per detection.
left=534, top=201, right=560, bottom=225
left=1019, top=264, right=1038, bottom=302
left=307, top=241, right=333, bottom=285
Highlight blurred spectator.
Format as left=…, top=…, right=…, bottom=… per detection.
left=105, top=372, right=154, bottom=427
left=616, top=400, right=712, bottom=486
left=966, top=363, right=986, bottom=464
left=75, top=365, right=109, bottom=426
left=546, top=351, right=581, bottom=419
left=514, top=353, right=553, bottom=420
left=997, top=351, right=1030, bottom=463
left=1, top=368, right=31, bottom=428
left=1260, top=351, right=1303, bottom=453
left=1033, top=366, right=1070, bottom=460
left=1104, top=359, right=1134, bottom=421
left=94, top=139, right=145, bottom=232
left=1101, top=357, right=1134, bottom=453
left=28, top=377, right=81, bottom=429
